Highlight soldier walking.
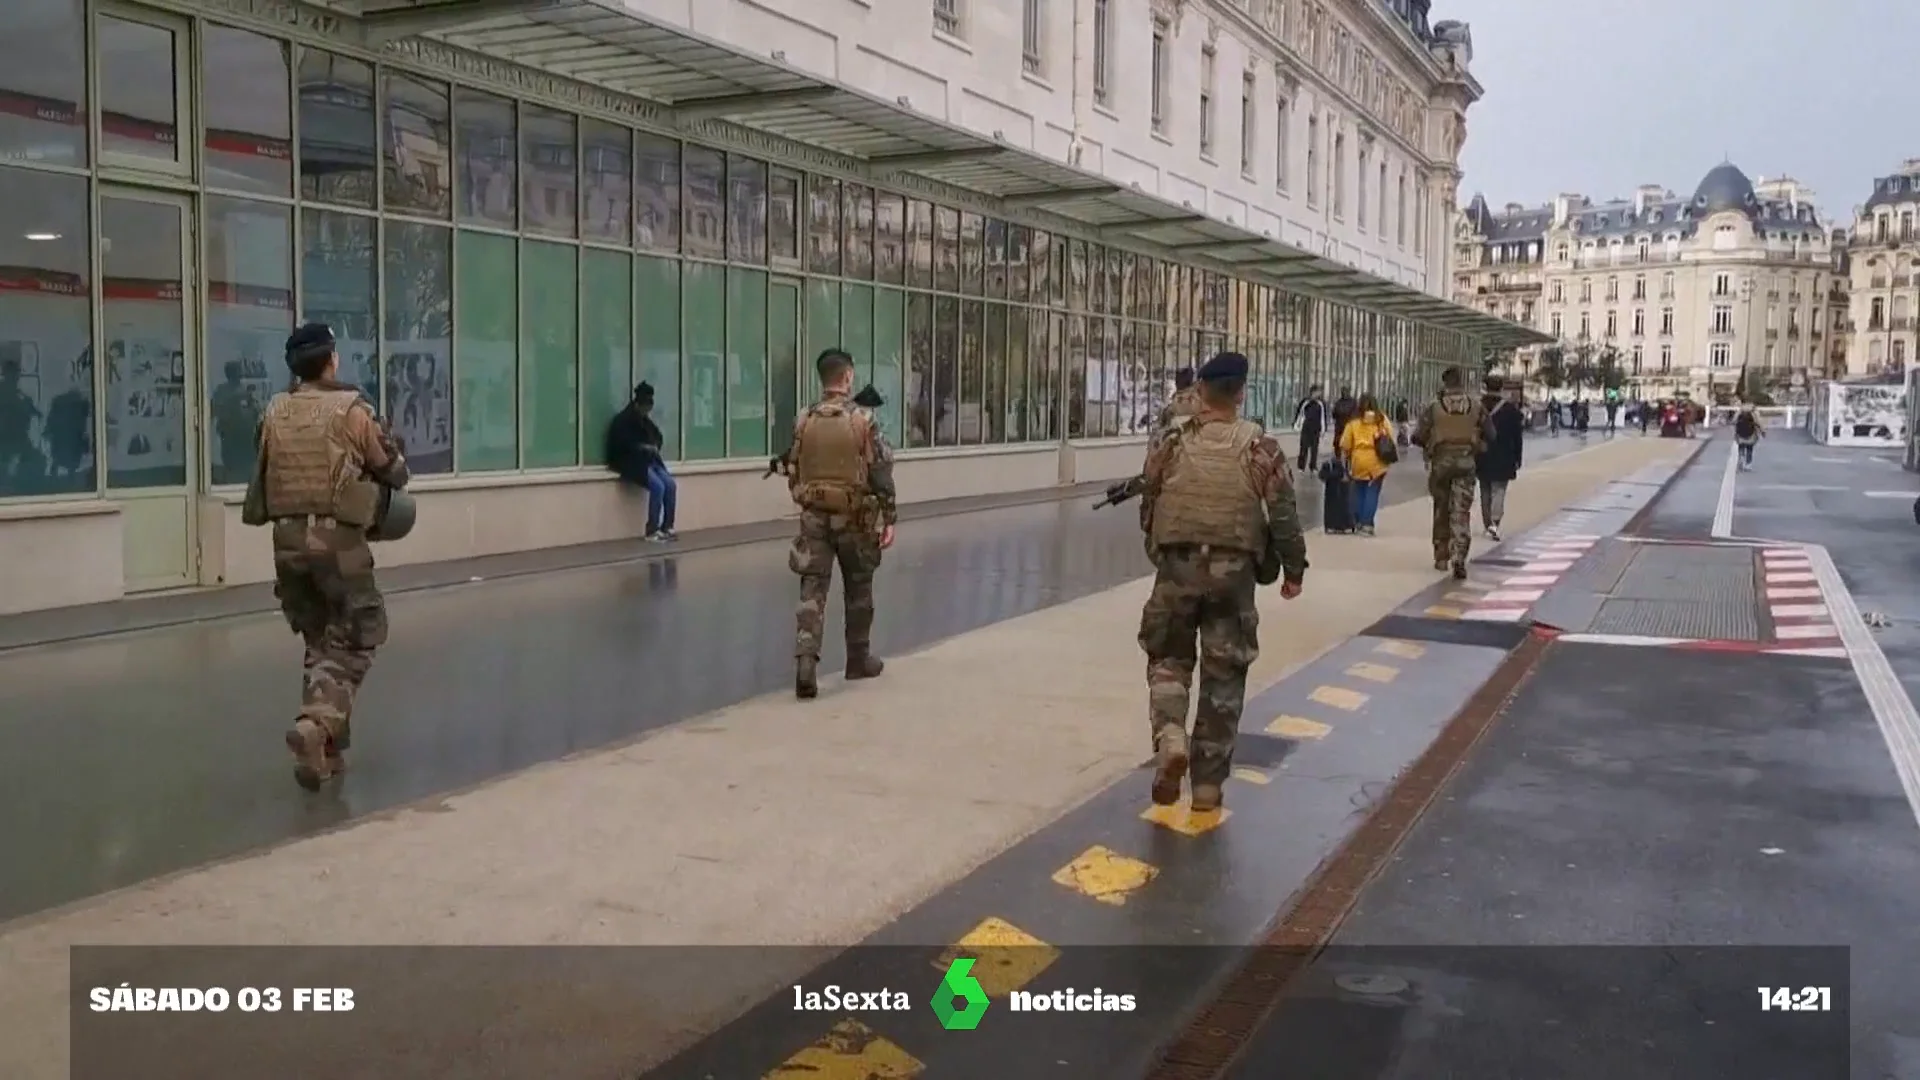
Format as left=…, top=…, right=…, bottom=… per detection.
left=244, top=323, right=409, bottom=791
left=784, top=348, right=898, bottom=699
left=1137, top=352, right=1309, bottom=813
left=1413, top=366, right=1488, bottom=580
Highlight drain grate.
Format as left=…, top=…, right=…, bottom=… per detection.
left=1558, top=539, right=1637, bottom=594
left=1589, top=598, right=1760, bottom=640
left=1610, top=545, right=1756, bottom=602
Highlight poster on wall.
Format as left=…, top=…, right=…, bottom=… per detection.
left=385, top=339, right=452, bottom=475
left=103, top=282, right=190, bottom=489
left=0, top=278, right=95, bottom=496
left=206, top=284, right=292, bottom=486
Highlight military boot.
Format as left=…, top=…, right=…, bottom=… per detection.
left=845, top=649, right=885, bottom=680
left=796, top=656, right=819, bottom=700
left=1433, top=556, right=1449, bottom=572
left=1150, top=725, right=1189, bottom=806
left=284, top=718, right=335, bottom=792
left=1190, top=782, right=1224, bottom=813
left=1451, top=561, right=1468, bottom=581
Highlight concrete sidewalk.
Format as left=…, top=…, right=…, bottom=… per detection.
left=0, top=434, right=1690, bottom=1080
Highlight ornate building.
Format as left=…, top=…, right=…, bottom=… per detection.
left=1451, top=195, right=1549, bottom=375
left=1843, top=160, right=1920, bottom=376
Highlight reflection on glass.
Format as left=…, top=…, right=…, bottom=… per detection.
left=984, top=219, right=1007, bottom=298
left=904, top=291, right=932, bottom=449
left=581, top=119, right=631, bottom=245
left=382, top=72, right=451, bottom=219
left=521, top=241, right=578, bottom=467
left=806, top=177, right=840, bottom=276
left=959, top=299, right=983, bottom=442
left=299, top=210, right=377, bottom=402
left=452, top=230, right=515, bottom=473
left=933, top=295, right=959, bottom=446
left=635, top=134, right=680, bottom=253
left=934, top=207, right=959, bottom=293
left=99, top=16, right=179, bottom=165
left=0, top=0, right=87, bottom=167
left=1036, top=311, right=1060, bottom=440
left=297, top=48, right=376, bottom=207
left=725, top=155, right=766, bottom=264
left=0, top=166, right=92, bottom=496
left=101, top=196, right=186, bottom=489
left=521, top=104, right=576, bottom=239
left=202, top=25, right=291, bottom=196
left=454, top=87, right=515, bottom=228
left=906, top=200, right=933, bottom=290
left=205, top=198, right=292, bottom=485
left=382, top=222, right=452, bottom=475
left=1008, top=225, right=1029, bottom=301
left=768, top=171, right=799, bottom=261
left=682, top=145, right=724, bottom=259
left=876, top=193, right=905, bottom=285
left=983, top=302, right=1005, bottom=442
left=960, top=213, right=983, bottom=295
left=844, top=185, right=874, bottom=280
left=1005, top=302, right=1028, bottom=441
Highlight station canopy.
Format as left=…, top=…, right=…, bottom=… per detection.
left=350, top=0, right=1553, bottom=352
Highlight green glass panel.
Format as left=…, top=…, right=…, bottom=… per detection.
left=520, top=241, right=579, bottom=467
left=455, top=230, right=518, bottom=472
left=983, top=303, right=1006, bottom=443
left=769, top=280, right=801, bottom=454
left=682, top=260, right=727, bottom=460
left=579, top=248, right=631, bottom=466
left=841, top=283, right=874, bottom=383
left=802, top=278, right=840, bottom=402
left=634, top=255, right=681, bottom=459
left=1005, top=303, right=1029, bottom=442
left=872, top=287, right=906, bottom=444
left=727, top=267, right=769, bottom=457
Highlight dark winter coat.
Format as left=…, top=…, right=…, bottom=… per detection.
left=1476, top=395, right=1525, bottom=484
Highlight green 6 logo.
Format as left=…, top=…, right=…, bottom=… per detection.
left=930, top=958, right=990, bottom=1031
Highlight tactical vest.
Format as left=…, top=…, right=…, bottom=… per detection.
left=1165, top=387, right=1201, bottom=424
left=260, top=388, right=380, bottom=527
left=792, top=400, right=871, bottom=515
left=1427, top=393, right=1484, bottom=451
left=1150, top=417, right=1268, bottom=554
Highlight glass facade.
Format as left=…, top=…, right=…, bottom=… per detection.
left=0, top=1, right=1474, bottom=505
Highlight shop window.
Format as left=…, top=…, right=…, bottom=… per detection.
left=634, top=256, right=681, bottom=457
left=1064, top=314, right=1088, bottom=438
left=634, top=135, right=680, bottom=253
left=0, top=0, right=85, bottom=167
left=0, top=167, right=93, bottom=497
left=842, top=283, right=873, bottom=386
left=99, top=195, right=187, bottom=490
left=959, top=299, right=985, bottom=441
left=453, top=87, right=515, bottom=229
left=843, top=184, right=875, bottom=280
left=802, top=278, right=840, bottom=403
left=580, top=119, right=632, bottom=245
left=961, top=213, right=985, bottom=295
left=202, top=25, right=291, bottom=196
left=452, top=229, right=516, bottom=472
left=1036, top=311, right=1061, bottom=439
left=873, top=287, right=907, bottom=440
left=875, top=193, right=905, bottom=285
left=521, top=241, right=578, bottom=467
left=768, top=171, right=800, bottom=263
left=382, top=221, right=452, bottom=474
left=297, top=48, right=375, bottom=207
left=520, top=105, right=576, bottom=239
left=906, top=200, right=933, bottom=290
left=299, top=210, right=377, bottom=400
left=905, top=291, right=934, bottom=448
left=681, top=261, right=726, bottom=458
left=578, top=249, right=632, bottom=466
left=934, top=207, right=960, bottom=294
left=806, top=176, right=842, bottom=276
left=983, top=302, right=1007, bottom=443
left=100, top=11, right=186, bottom=172
left=934, top=295, right=962, bottom=445
left=382, top=72, right=450, bottom=220
left=1008, top=225, right=1030, bottom=302
left=725, top=268, right=768, bottom=456
left=204, top=197, right=292, bottom=486
left=681, top=145, right=724, bottom=260
left=726, top=155, right=767, bottom=265
left=1005, top=300, right=1030, bottom=441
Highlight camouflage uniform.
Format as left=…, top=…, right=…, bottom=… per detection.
left=1151, top=385, right=1202, bottom=447
left=1415, top=388, right=1488, bottom=577
left=245, top=379, right=408, bottom=790
left=784, top=390, right=898, bottom=697
left=1137, top=411, right=1309, bottom=811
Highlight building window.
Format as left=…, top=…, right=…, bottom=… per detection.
left=1632, top=275, right=1645, bottom=300
left=1150, top=17, right=1169, bottom=133
left=934, top=0, right=961, bottom=36
left=1275, top=96, right=1290, bottom=190
left=1092, top=0, right=1112, bottom=105
left=1711, top=305, right=1732, bottom=334
left=1332, top=131, right=1346, bottom=217
left=1631, top=344, right=1643, bottom=372
left=1661, top=272, right=1675, bottom=298
left=1378, top=160, right=1388, bottom=239
left=1550, top=280, right=1564, bottom=302
left=1637, top=240, right=1649, bottom=262
left=1897, top=339, right=1909, bottom=367
left=1239, top=72, right=1255, bottom=176
left=1660, top=307, right=1673, bottom=335
left=1579, top=280, right=1591, bottom=303
left=1413, top=172, right=1425, bottom=254
left=1579, top=312, right=1590, bottom=338
left=1605, top=276, right=1618, bottom=301
left=1550, top=312, right=1562, bottom=337
left=1605, top=310, right=1617, bottom=338
left=1306, top=114, right=1320, bottom=204
left=1198, top=46, right=1216, bottom=158
left=1021, top=0, right=1044, bottom=75
left=1710, top=342, right=1731, bottom=367
left=1660, top=344, right=1672, bottom=370
left=1396, top=170, right=1406, bottom=246
left=1713, top=272, right=1731, bottom=297
left=1871, top=297, right=1885, bottom=329
left=1356, top=146, right=1369, bottom=230
left=1632, top=308, right=1644, bottom=336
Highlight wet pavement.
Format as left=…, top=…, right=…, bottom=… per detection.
left=0, top=434, right=1599, bottom=925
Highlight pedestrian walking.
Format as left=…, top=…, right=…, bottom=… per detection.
left=1336, top=393, right=1396, bottom=535
left=1476, top=377, right=1526, bottom=541
left=1413, top=366, right=1488, bottom=580
left=1734, top=404, right=1764, bottom=469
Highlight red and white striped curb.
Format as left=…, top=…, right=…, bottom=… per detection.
left=1760, top=547, right=1845, bottom=658
left=1460, top=533, right=1600, bottom=622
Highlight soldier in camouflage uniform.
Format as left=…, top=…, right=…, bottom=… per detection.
left=245, top=323, right=409, bottom=791
left=783, top=348, right=899, bottom=699
left=1152, top=366, right=1201, bottom=441
left=1412, top=366, right=1488, bottom=580
left=1137, top=352, right=1309, bottom=813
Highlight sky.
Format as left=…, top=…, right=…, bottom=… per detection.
left=1439, top=0, right=1918, bottom=221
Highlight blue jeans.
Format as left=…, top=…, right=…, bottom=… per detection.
left=644, top=460, right=677, bottom=532
left=1353, top=476, right=1384, bottom=527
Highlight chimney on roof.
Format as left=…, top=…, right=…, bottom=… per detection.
left=1552, top=193, right=1581, bottom=227
left=1633, top=184, right=1663, bottom=217
left=1504, top=202, right=1524, bottom=214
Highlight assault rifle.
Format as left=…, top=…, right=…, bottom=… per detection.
left=1093, top=475, right=1145, bottom=509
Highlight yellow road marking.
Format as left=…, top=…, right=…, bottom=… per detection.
left=1141, top=800, right=1233, bottom=835
left=1232, top=766, right=1272, bottom=784
left=765, top=1019, right=924, bottom=1079
left=1051, top=845, right=1158, bottom=905
left=1444, top=590, right=1479, bottom=602
left=1344, top=662, right=1398, bottom=684
left=1266, top=715, right=1332, bottom=739
left=1309, top=685, right=1369, bottom=711
left=1424, top=604, right=1464, bottom=619
left=934, top=917, right=1060, bottom=998
left=1374, top=639, right=1426, bottom=659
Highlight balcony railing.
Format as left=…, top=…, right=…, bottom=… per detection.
left=1830, top=288, right=1849, bottom=303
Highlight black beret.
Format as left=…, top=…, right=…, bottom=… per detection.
left=1196, top=352, right=1248, bottom=381
left=285, top=322, right=334, bottom=359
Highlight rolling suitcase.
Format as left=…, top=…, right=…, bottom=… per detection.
left=1318, top=460, right=1356, bottom=534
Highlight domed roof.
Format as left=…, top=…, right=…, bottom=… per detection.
left=1691, top=163, right=1757, bottom=216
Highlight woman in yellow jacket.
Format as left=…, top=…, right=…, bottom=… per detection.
left=1337, top=393, right=1395, bottom=535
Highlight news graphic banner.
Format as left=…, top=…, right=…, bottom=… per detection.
left=71, top=945, right=1849, bottom=1079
